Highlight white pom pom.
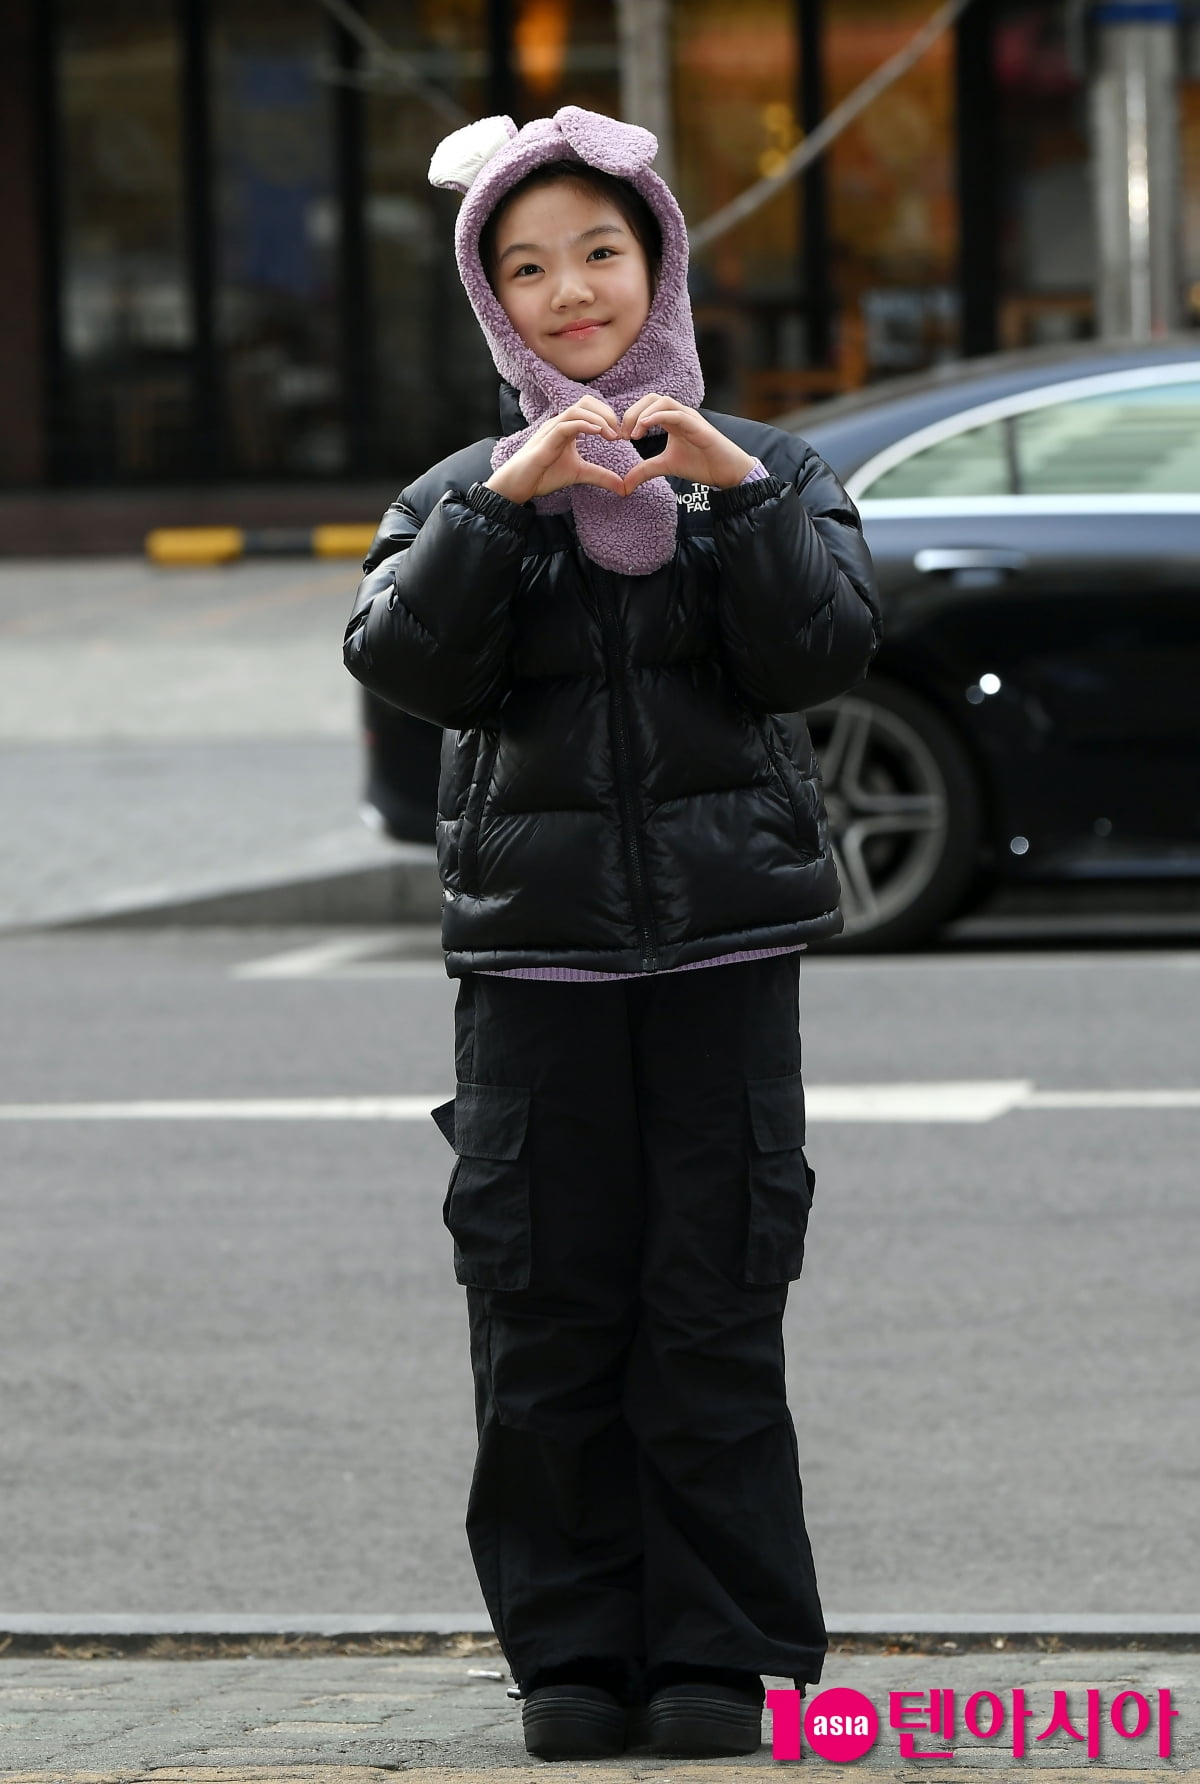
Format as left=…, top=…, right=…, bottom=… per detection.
left=428, top=116, right=517, bottom=194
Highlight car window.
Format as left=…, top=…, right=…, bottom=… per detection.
left=861, top=419, right=1010, bottom=499
left=857, top=375, right=1200, bottom=502
left=1014, top=383, right=1200, bottom=494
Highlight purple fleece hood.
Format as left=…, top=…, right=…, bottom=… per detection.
left=428, top=106, right=703, bottom=576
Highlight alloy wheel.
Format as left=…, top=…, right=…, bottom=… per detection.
left=805, top=694, right=950, bottom=939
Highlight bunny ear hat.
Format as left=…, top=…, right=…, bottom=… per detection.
left=428, top=105, right=704, bottom=576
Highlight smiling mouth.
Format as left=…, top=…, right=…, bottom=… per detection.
left=553, top=321, right=607, bottom=337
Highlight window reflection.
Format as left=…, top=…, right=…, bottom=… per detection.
left=211, top=0, right=342, bottom=476
left=363, top=0, right=619, bottom=476
left=993, top=2, right=1094, bottom=348
left=58, top=0, right=190, bottom=480
left=1017, top=385, right=1200, bottom=494
left=363, top=0, right=491, bottom=473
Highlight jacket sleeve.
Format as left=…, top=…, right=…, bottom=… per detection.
left=709, top=446, right=881, bottom=713
left=342, top=480, right=533, bottom=729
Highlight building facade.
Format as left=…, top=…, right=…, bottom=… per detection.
left=3, top=0, right=1199, bottom=498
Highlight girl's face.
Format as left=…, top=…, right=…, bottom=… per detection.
left=488, top=180, right=653, bottom=380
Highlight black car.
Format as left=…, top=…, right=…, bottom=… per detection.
left=359, top=340, right=1200, bottom=948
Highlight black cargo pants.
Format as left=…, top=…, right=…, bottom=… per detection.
left=433, top=952, right=825, bottom=1697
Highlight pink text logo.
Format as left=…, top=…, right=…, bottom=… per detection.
left=766, top=1684, right=1180, bottom=1763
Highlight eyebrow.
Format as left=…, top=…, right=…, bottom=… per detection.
left=496, top=222, right=626, bottom=266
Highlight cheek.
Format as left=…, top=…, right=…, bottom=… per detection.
left=618, top=269, right=652, bottom=328
left=500, top=286, right=542, bottom=345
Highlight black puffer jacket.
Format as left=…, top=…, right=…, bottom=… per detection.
left=344, top=389, right=881, bottom=977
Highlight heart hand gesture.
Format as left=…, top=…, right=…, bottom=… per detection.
left=618, top=396, right=757, bottom=494
left=485, top=396, right=627, bottom=506
left=484, top=393, right=757, bottom=506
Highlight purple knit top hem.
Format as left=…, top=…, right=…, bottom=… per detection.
left=475, top=942, right=805, bottom=983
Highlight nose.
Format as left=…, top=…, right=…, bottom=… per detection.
left=550, top=265, right=594, bottom=309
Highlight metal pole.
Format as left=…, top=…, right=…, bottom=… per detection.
left=616, top=0, right=674, bottom=190
left=178, top=0, right=220, bottom=477
left=1089, top=0, right=1182, bottom=339
left=798, top=0, right=832, bottom=367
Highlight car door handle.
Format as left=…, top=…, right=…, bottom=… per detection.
left=914, top=548, right=1028, bottom=575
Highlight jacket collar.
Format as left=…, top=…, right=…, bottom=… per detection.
left=499, top=381, right=527, bottom=436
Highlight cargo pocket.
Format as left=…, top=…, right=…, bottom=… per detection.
left=441, top=1080, right=532, bottom=1291
left=744, top=1072, right=814, bottom=1285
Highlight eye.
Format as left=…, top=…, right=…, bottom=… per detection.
left=588, top=247, right=617, bottom=261
left=513, top=262, right=542, bottom=278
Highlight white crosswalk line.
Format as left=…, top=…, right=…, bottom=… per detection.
left=2, top=1083, right=1199, bottom=1122
left=0, top=1096, right=447, bottom=1121
left=806, top=1081, right=1032, bottom=1122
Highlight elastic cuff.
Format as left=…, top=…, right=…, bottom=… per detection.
left=461, top=480, right=535, bottom=534
left=709, top=473, right=785, bottom=518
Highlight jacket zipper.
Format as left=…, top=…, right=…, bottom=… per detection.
left=585, top=560, right=659, bottom=971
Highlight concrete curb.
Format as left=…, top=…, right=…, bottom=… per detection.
left=4, top=1613, right=1199, bottom=1642
left=33, top=859, right=441, bottom=932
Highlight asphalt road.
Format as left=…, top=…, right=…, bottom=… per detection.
left=1, top=928, right=1196, bottom=1620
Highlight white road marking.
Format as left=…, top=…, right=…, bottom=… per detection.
left=231, top=933, right=422, bottom=978
left=0, top=1096, right=446, bottom=1121
left=2, top=1084, right=1199, bottom=1122
left=1024, top=1088, right=1200, bottom=1110
left=807, top=1081, right=1031, bottom=1122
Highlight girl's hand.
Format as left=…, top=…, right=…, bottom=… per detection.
left=485, top=397, right=627, bottom=505
left=619, top=395, right=757, bottom=494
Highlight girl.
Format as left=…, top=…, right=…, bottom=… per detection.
left=343, top=106, right=880, bottom=1761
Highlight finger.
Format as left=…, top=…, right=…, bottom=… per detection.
left=532, top=411, right=611, bottom=449
left=621, top=394, right=666, bottom=434
left=629, top=404, right=692, bottom=441
left=562, top=396, right=620, bottom=437
left=545, top=417, right=606, bottom=449
left=622, top=456, right=674, bottom=494
left=572, top=462, right=628, bottom=496
left=573, top=394, right=622, bottom=432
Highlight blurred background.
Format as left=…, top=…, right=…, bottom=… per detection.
left=4, top=0, right=1200, bottom=537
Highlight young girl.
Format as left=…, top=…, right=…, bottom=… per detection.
left=343, top=106, right=880, bottom=1761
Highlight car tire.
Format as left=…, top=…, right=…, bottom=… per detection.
left=801, top=677, right=981, bottom=952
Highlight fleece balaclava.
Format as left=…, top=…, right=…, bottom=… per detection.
left=428, top=106, right=703, bottom=577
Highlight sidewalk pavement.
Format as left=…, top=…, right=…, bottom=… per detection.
left=2, top=1644, right=1197, bottom=1776
left=0, top=557, right=437, bottom=932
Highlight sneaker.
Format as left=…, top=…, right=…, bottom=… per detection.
left=646, top=1680, right=764, bottom=1756
left=521, top=1683, right=626, bottom=1759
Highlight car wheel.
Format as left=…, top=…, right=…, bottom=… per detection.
left=802, top=677, right=981, bottom=951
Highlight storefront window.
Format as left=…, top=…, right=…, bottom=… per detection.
left=364, top=0, right=620, bottom=479
left=362, top=0, right=491, bottom=475
left=211, top=0, right=342, bottom=475
left=674, top=0, right=802, bottom=415
left=513, top=0, right=619, bottom=119
left=825, top=0, right=958, bottom=384
left=57, top=0, right=190, bottom=481
left=993, top=1, right=1094, bottom=348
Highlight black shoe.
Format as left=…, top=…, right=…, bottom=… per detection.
left=521, top=1683, right=626, bottom=1759
left=646, top=1681, right=764, bottom=1756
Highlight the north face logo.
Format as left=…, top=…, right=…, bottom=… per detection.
left=676, top=482, right=710, bottom=513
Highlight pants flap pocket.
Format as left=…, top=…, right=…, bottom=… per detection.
left=747, top=1072, right=806, bottom=1151
left=453, top=1080, right=530, bottom=1161
left=430, top=1099, right=456, bottom=1147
